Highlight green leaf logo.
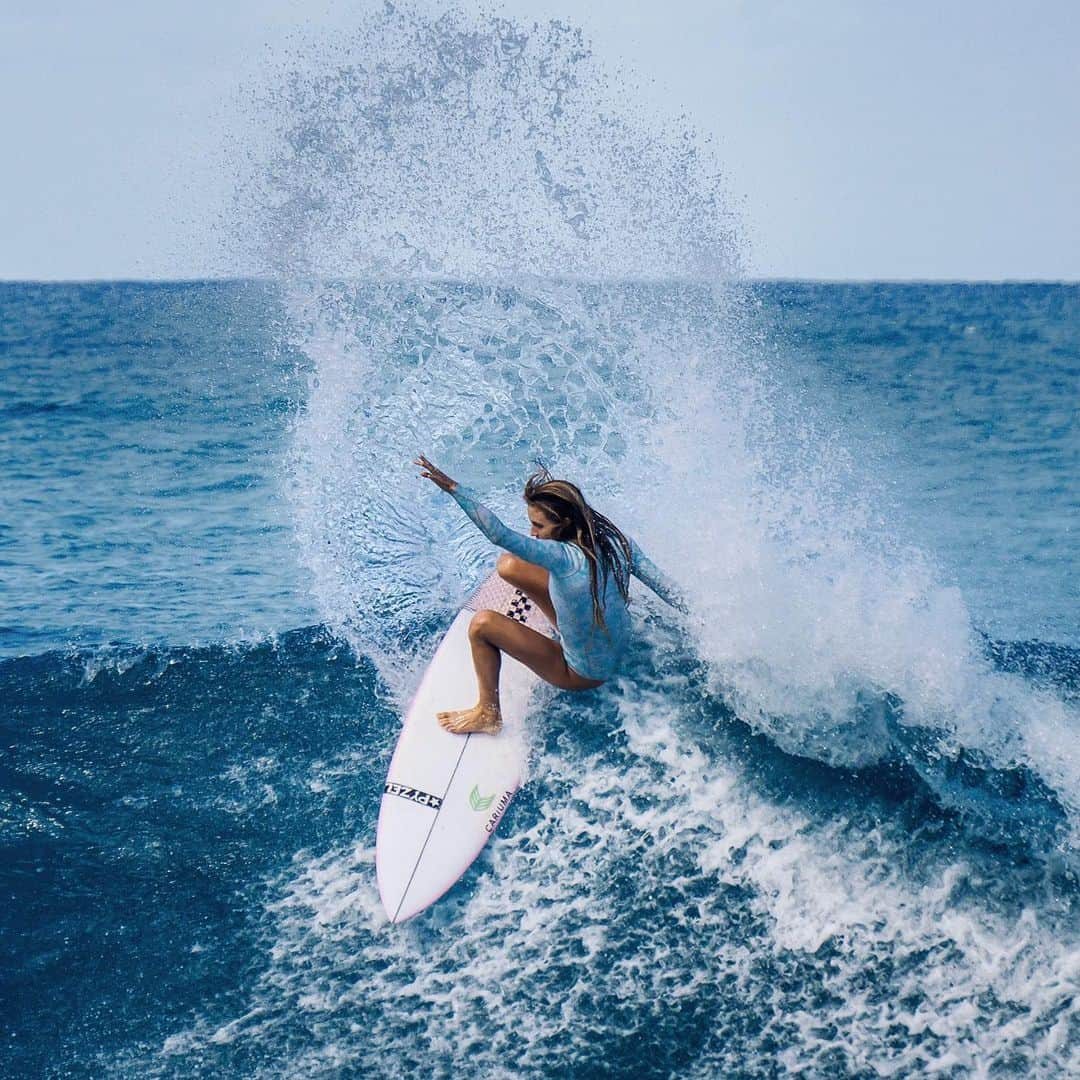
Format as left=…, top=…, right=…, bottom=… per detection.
left=469, top=785, right=496, bottom=812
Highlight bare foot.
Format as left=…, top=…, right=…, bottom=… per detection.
left=436, top=703, right=503, bottom=735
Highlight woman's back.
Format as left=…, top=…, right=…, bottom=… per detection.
left=545, top=542, right=632, bottom=680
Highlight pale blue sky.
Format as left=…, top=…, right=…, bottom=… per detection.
left=2, top=0, right=1077, bottom=280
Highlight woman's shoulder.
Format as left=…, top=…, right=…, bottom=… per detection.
left=557, top=540, right=588, bottom=572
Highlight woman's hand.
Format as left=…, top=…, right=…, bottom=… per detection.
left=414, top=455, right=458, bottom=493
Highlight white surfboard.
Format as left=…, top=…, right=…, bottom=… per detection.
left=376, top=569, right=553, bottom=923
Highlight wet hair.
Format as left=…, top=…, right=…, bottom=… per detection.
left=523, top=466, right=632, bottom=628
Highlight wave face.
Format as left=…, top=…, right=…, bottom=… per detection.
left=4, top=6, right=1079, bottom=1078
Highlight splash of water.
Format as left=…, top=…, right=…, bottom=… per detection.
left=236, top=5, right=1080, bottom=841
left=235, top=3, right=741, bottom=282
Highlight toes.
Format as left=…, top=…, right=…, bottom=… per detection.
left=437, top=711, right=468, bottom=733
left=434, top=707, right=503, bottom=735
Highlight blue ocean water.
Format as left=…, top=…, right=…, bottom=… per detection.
left=0, top=282, right=315, bottom=658
left=5, top=9, right=1080, bottom=1078
left=4, top=278, right=1077, bottom=1078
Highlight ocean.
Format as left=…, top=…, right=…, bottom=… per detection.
left=4, top=8, right=1079, bottom=1079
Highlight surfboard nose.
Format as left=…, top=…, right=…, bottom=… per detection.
left=377, top=771, right=520, bottom=924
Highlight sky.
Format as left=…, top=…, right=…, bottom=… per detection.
left=1, top=0, right=1077, bottom=281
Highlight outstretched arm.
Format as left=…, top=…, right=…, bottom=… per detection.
left=629, top=537, right=689, bottom=613
left=415, top=455, right=579, bottom=576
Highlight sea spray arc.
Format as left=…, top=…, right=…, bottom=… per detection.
left=236, top=5, right=742, bottom=281
left=281, top=277, right=1080, bottom=853
left=241, top=11, right=1080, bottom=851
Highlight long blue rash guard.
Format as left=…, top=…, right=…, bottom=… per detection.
left=448, top=484, right=685, bottom=682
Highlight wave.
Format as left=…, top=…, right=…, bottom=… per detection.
left=33, top=629, right=1070, bottom=1078
left=3, top=629, right=1077, bottom=870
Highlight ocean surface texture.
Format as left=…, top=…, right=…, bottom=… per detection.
left=4, top=10, right=1080, bottom=1079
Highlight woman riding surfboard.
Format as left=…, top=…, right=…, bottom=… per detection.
left=415, top=455, right=686, bottom=735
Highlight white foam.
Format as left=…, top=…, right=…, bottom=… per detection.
left=152, top=681, right=1079, bottom=1075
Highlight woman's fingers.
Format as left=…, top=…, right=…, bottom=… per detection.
left=418, top=457, right=444, bottom=478
left=414, top=454, right=454, bottom=491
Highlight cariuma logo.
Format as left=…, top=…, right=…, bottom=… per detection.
left=469, top=785, right=496, bottom=812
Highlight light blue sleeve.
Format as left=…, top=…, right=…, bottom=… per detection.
left=448, top=485, right=581, bottom=577
left=629, top=537, right=689, bottom=613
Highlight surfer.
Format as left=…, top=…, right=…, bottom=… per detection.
left=414, top=455, right=686, bottom=735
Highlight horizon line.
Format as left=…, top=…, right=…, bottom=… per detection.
left=1, top=274, right=1078, bottom=287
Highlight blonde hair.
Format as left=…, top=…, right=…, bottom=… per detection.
left=523, top=466, right=632, bottom=628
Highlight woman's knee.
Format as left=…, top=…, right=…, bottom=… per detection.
left=496, top=553, right=523, bottom=583
left=469, top=609, right=500, bottom=638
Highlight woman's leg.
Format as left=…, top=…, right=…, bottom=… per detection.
left=438, top=610, right=603, bottom=735
left=497, top=553, right=557, bottom=627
